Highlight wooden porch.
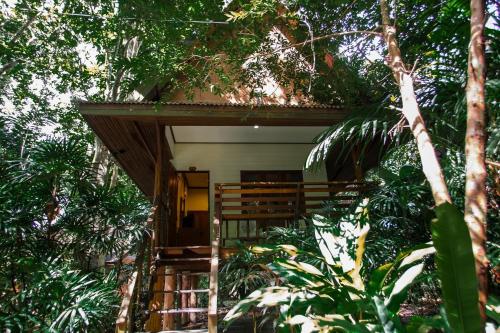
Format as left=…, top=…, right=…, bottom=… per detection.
left=115, top=179, right=368, bottom=333
left=215, top=181, right=369, bottom=246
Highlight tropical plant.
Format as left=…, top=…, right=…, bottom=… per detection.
left=0, top=112, right=149, bottom=331
left=224, top=201, right=441, bottom=332
left=0, top=259, right=118, bottom=332
left=219, top=243, right=275, bottom=301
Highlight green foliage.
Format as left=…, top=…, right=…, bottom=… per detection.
left=0, top=98, right=148, bottom=331
left=224, top=202, right=438, bottom=332
left=306, top=106, right=409, bottom=172
left=0, top=0, right=498, bottom=331
left=364, top=161, right=434, bottom=270
left=219, top=243, right=275, bottom=300
left=0, top=259, right=118, bottom=332
left=432, top=203, right=481, bottom=333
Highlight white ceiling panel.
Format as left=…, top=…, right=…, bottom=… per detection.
left=171, top=126, right=327, bottom=143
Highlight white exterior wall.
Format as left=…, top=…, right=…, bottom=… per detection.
left=171, top=143, right=327, bottom=220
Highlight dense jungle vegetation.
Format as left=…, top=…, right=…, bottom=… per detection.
left=0, top=0, right=498, bottom=332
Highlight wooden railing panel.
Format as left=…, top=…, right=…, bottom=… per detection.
left=216, top=181, right=370, bottom=246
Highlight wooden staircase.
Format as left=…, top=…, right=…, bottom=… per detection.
left=142, top=217, right=220, bottom=333
left=116, top=216, right=221, bottom=333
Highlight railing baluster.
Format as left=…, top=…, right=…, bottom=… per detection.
left=246, top=219, right=250, bottom=242
left=225, top=217, right=229, bottom=247
left=294, top=183, right=301, bottom=226
left=236, top=219, right=240, bottom=240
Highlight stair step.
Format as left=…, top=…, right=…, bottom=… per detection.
left=144, top=329, right=208, bottom=333
left=151, top=308, right=208, bottom=314
left=159, top=272, right=209, bottom=276
left=156, top=246, right=212, bottom=250
left=156, top=258, right=211, bottom=262
left=153, top=289, right=209, bottom=294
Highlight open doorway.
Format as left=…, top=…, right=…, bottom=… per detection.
left=176, top=171, right=210, bottom=246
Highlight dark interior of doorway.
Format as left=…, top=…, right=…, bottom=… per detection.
left=176, top=171, right=210, bottom=246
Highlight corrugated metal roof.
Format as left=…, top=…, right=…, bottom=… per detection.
left=76, top=100, right=343, bottom=109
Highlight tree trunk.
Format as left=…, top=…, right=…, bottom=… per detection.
left=465, top=0, right=488, bottom=322
left=91, top=136, right=110, bottom=185
left=0, top=13, right=38, bottom=76
left=379, top=0, right=451, bottom=205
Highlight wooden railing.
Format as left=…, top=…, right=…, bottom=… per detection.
left=215, top=181, right=370, bottom=246
left=207, top=216, right=220, bottom=333
left=115, top=205, right=157, bottom=333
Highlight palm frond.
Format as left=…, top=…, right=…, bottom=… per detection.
left=305, top=105, right=409, bottom=171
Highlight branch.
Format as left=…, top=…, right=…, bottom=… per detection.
left=486, top=159, right=500, bottom=168
left=245, top=30, right=382, bottom=60
left=8, top=12, right=39, bottom=45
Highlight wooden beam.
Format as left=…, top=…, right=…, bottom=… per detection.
left=216, top=187, right=363, bottom=194
left=145, top=266, right=165, bottom=331
left=217, top=181, right=367, bottom=186
left=153, top=121, right=164, bottom=250
left=79, top=102, right=349, bottom=126
left=132, top=121, right=156, bottom=164
left=222, top=213, right=295, bottom=220
left=189, top=275, right=199, bottom=325
left=181, top=271, right=190, bottom=325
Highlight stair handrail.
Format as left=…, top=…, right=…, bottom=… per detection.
left=116, top=271, right=138, bottom=333
left=115, top=204, right=158, bottom=333
left=208, top=184, right=222, bottom=333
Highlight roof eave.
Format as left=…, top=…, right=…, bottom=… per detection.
left=78, top=101, right=349, bottom=126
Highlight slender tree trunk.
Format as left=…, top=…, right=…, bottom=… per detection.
left=0, top=13, right=38, bottom=76
left=9, top=13, right=38, bottom=45
left=379, top=0, right=451, bottom=205
left=465, top=0, right=488, bottom=322
left=91, top=136, right=110, bottom=185
left=109, top=164, right=119, bottom=188
left=0, top=61, right=18, bottom=76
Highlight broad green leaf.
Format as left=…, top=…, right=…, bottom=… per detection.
left=368, top=263, right=394, bottom=295
left=432, top=203, right=481, bottom=333
left=313, top=215, right=338, bottom=266
left=368, top=243, right=434, bottom=296
left=373, top=295, right=400, bottom=333
left=346, top=222, right=370, bottom=291
left=486, top=295, right=500, bottom=323
left=385, top=263, right=424, bottom=313
left=406, top=316, right=448, bottom=333
left=399, top=243, right=435, bottom=268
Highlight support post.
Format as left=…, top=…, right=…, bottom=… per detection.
left=145, top=266, right=165, bottom=332
left=163, top=269, right=176, bottom=330
left=189, top=275, right=199, bottom=325
left=208, top=187, right=221, bottom=333
left=181, top=271, right=190, bottom=325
